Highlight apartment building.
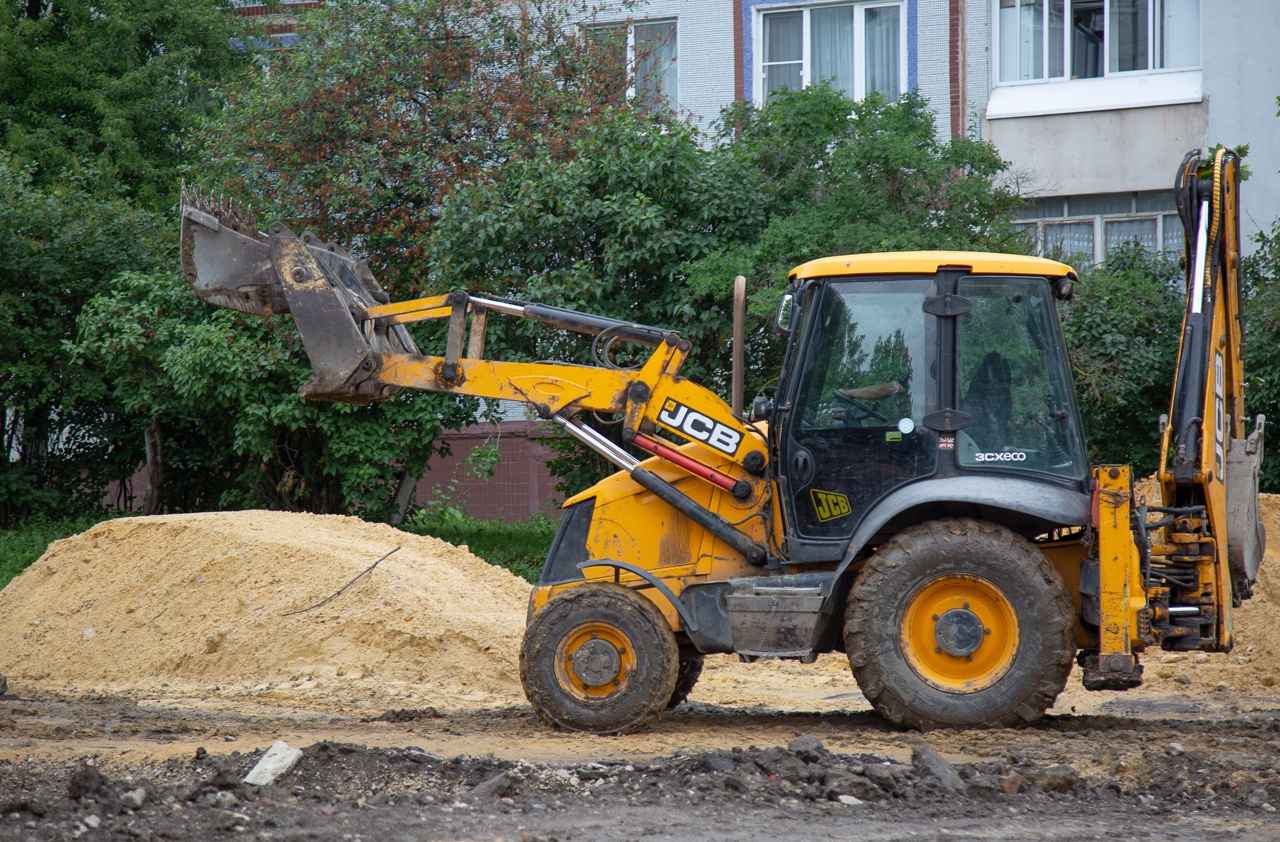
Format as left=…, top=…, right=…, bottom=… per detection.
left=950, top=0, right=1280, bottom=260
left=588, top=0, right=740, bottom=136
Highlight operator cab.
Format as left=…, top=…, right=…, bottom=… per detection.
left=771, top=252, right=1087, bottom=561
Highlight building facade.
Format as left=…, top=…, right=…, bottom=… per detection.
left=589, top=0, right=741, bottom=136
left=949, top=0, right=1280, bottom=260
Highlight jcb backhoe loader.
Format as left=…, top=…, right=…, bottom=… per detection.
left=179, top=147, right=1264, bottom=733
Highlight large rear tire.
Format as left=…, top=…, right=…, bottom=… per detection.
left=521, top=583, right=679, bottom=735
left=845, top=518, right=1074, bottom=730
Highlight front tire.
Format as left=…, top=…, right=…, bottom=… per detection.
left=520, top=584, right=678, bottom=735
left=845, top=518, right=1074, bottom=730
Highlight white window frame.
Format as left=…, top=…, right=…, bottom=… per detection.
left=584, top=18, right=679, bottom=111
left=752, top=1, right=908, bottom=106
left=630, top=18, right=679, bottom=111
left=1017, top=193, right=1182, bottom=264
left=993, top=0, right=1203, bottom=85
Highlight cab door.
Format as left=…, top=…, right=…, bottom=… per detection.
left=776, top=278, right=938, bottom=561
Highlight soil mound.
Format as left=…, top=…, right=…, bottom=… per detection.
left=0, top=511, right=531, bottom=711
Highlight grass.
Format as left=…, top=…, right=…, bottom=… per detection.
left=400, top=509, right=557, bottom=583
left=0, top=514, right=114, bottom=590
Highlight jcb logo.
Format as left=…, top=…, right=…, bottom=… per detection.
left=656, top=399, right=742, bottom=456
left=810, top=489, right=851, bottom=523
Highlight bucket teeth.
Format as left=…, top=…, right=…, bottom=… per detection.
left=180, top=180, right=259, bottom=239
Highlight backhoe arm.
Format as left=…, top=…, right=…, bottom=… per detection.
left=1089, top=149, right=1265, bottom=690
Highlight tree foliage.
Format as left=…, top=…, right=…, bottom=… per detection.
left=201, top=0, right=634, bottom=298
left=694, top=89, right=1024, bottom=314
left=1242, top=220, right=1280, bottom=492
left=0, top=154, right=172, bottom=524
left=1059, top=243, right=1185, bottom=475
left=71, top=270, right=474, bottom=518
left=0, top=0, right=249, bottom=205
left=430, top=86, right=1024, bottom=493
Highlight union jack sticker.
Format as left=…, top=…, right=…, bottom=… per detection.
left=938, top=435, right=956, bottom=451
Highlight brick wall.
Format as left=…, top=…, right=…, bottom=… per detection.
left=416, top=421, right=565, bottom=521
left=915, top=0, right=953, bottom=137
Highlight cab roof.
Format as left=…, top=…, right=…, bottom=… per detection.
left=788, top=251, right=1077, bottom=282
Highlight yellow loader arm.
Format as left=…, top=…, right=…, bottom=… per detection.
left=179, top=186, right=772, bottom=567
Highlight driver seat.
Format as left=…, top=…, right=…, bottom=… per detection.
left=962, top=351, right=1013, bottom=451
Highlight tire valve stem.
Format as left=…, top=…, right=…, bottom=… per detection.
left=984, top=628, right=992, bottom=635
left=932, top=614, right=940, bottom=621
left=966, top=655, right=974, bottom=662
left=934, top=646, right=942, bottom=654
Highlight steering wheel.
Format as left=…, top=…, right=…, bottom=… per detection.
left=832, top=388, right=888, bottom=423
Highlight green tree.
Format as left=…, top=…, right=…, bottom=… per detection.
left=0, top=0, right=250, bottom=206
left=69, top=270, right=243, bottom=514
left=1, top=0, right=254, bottom=524
left=71, top=269, right=474, bottom=519
left=1059, top=242, right=1184, bottom=475
left=429, top=88, right=1023, bottom=494
left=431, top=109, right=765, bottom=382
left=1242, top=220, right=1280, bottom=492
left=200, top=0, right=633, bottom=298
left=0, top=155, right=171, bottom=525
left=695, top=90, right=1022, bottom=312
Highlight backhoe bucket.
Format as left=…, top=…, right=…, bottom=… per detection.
left=179, top=184, right=419, bottom=403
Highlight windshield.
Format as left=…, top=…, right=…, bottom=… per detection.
left=956, top=276, right=1087, bottom=480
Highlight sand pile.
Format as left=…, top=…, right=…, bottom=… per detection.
left=0, top=511, right=531, bottom=711
left=1, top=496, right=1278, bottom=718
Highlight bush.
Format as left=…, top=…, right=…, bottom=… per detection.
left=400, top=509, right=557, bottom=584
left=1060, top=242, right=1184, bottom=475
left=1243, top=222, right=1280, bottom=492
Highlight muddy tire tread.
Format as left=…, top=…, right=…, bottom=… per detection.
left=520, top=583, right=678, bottom=735
left=666, top=650, right=704, bottom=710
left=844, top=518, right=1075, bottom=731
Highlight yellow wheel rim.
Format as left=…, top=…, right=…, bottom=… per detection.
left=553, top=621, right=638, bottom=702
left=900, top=574, right=1019, bottom=694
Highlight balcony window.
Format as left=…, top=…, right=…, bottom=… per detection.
left=998, top=0, right=1198, bottom=84
left=1019, top=191, right=1184, bottom=264
left=758, top=2, right=905, bottom=103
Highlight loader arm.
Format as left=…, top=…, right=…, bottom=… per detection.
left=180, top=186, right=773, bottom=568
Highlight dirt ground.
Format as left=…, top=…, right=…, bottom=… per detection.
left=3, top=509, right=1280, bottom=840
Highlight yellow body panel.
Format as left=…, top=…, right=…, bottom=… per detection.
left=1094, top=467, right=1149, bottom=656
left=535, top=435, right=782, bottom=631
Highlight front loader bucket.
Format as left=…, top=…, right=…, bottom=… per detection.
left=179, top=184, right=419, bottom=403
left=180, top=183, right=282, bottom=316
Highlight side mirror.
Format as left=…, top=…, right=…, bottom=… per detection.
left=750, top=395, right=773, bottom=422
left=774, top=292, right=796, bottom=334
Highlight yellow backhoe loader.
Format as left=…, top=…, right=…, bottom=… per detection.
left=179, top=147, right=1264, bottom=733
